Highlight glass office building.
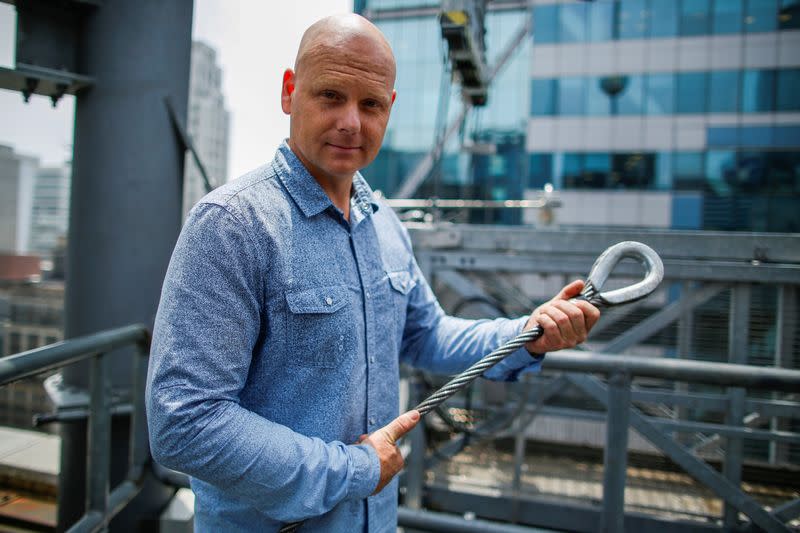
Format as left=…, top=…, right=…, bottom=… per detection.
left=358, top=0, right=800, bottom=231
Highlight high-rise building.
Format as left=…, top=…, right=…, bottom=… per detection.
left=359, top=0, right=800, bottom=232
left=183, top=41, right=231, bottom=216
left=30, top=164, right=71, bottom=259
left=0, top=144, right=38, bottom=254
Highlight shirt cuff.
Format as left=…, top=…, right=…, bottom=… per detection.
left=346, top=443, right=381, bottom=500
left=483, top=316, right=545, bottom=382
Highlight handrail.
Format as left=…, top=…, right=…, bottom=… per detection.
left=0, top=324, right=149, bottom=386
left=546, top=349, right=800, bottom=392
left=0, top=324, right=151, bottom=533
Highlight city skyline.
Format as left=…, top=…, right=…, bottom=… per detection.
left=0, top=0, right=352, bottom=180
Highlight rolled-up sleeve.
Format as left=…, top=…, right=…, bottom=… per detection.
left=146, top=203, right=379, bottom=522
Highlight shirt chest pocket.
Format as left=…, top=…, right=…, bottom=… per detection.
left=386, top=270, right=417, bottom=334
left=285, top=286, right=353, bottom=368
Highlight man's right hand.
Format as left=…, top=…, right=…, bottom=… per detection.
left=360, top=410, right=420, bottom=494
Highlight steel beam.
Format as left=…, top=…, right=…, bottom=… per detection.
left=601, top=372, right=632, bottom=533
left=407, top=225, right=800, bottom=265
left=60, top=1, right=193, bottom=530
left=723, top=285, right=750, bottom=528
left=566, top=374, right=790, bottom=533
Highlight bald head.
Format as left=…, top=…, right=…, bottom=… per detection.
left=294, top=13, right=396, bottom=85
left=281, top=14, right=397, bottom=195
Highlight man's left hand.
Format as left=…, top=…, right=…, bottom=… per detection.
left=524, top=280, right=600, bottom=355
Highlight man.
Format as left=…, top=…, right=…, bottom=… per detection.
left=146, top=13, right=599, bottom=532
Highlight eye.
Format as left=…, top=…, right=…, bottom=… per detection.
left=321, top=90, right=338, bottom=100
left=363, top=99, right=382, bottom=109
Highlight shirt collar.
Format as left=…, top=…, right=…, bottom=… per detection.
left=273, top=141, right=380, bottom=218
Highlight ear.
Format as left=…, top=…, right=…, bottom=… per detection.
left=281, top=69, right=295, bottom=115
left=391, top=89, right=396, bottom=105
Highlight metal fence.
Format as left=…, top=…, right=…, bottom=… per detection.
left=0, top=325, right=151, bottom=533
left=402, top=224, right=800, bottom=532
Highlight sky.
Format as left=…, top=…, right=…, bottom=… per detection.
left=0, top=0, right=352, bottom=178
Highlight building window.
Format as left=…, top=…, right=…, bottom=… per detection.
left=674, top=152, right=706, bottom=189
left=651, top=0, right=680, bottom=37
left=558, top=77, right=586, bottom=115
left=677, top=72, right=708, bottom=113
left=780, top=0, right=800, bottom=29
left=529, top=154, right=553, bottom=188
left=617, top=75, right=645, bottom=115
left=531, top=79, right=557, bottom=116
left=588, top=1, right=614, bottom=41
left=584, top=153, right=612, bottom=188
left=709, top=71, right=741, bottom=112
left=681, top=0, right=712, bottom=35
left=587, top=77, right=613, bottom=115
left=713, top=0, right=744, bottom=33
left=560, top=2, right=587, bottom=43
left=706, top=150, right=737, bottom=194
left=745, top=0, right=779, bottom=32
left=646, top=74, right=676, bottom=115
left=533, top=5, right=559, bottom=43
left=742, top=69, right=776, bottom=112
left=612, top=153, right=655, bottom=188
left=618, top=0, right=649, bottom=39
left=776, top=69, right=800, bottom=112
left=27, top=334, right=38, bottom=351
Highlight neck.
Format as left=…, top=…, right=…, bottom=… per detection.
left=317, top=176, right=353, bottom=221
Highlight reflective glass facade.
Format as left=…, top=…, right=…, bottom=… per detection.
left=361, top=1, right=800, bottom=232
left=531, top=69, right=800, bottom=117
left=532, top=0, right=799, bottom=43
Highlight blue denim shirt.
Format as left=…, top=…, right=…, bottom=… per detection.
left=146, top=142, right=541, bottom=532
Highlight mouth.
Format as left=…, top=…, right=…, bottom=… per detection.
left=327, top=143, right=361, bottom=151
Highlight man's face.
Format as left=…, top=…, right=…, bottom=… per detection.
left=282, top=37, right=396, bottom=186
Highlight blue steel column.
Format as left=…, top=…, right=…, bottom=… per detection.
left=723, top=284, right=750, bottom=528
left=601, top=371, right=632, bottom=533
left=59, top=1, right=193, bottom=530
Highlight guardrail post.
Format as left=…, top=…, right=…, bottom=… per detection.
left=601, top=371, right=631, bottom=533
left=87, top=352, right=111, bottom=528
left=771, top=285, right=795, bottom=465
left=724, top=284, right=750, bottom=528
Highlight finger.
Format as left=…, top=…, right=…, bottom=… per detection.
left=551, top=300, right=587, bottom=342
left=574, top=300, right=601, bottom=330
left=356, top=434, right=368, bottom=444
left=382, top=410, right=420, bottom=444
left=541, top=306, right=577, bottom=345
left=555, top=279, right=584, bottom=301
left=529, top=312, right=561, bottom=351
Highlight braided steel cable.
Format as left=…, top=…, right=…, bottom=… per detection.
left=415, top=327, right=543, bottom=415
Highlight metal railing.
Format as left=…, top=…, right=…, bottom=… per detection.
left=0, top=324, right=151, bottom=533
left=402, top=225, right=800, bottom=532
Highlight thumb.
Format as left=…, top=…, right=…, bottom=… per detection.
left=556, top=279, right=584, bottom=300
left=381, top=410, right=420, bottom=444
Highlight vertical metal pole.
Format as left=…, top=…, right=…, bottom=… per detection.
left=601, top=371, right=631, bottom=533
left=770, top=285, right=794, bottom=465
left=87, top=353, right=111, bottom=527
left=510, top=418, right=526, bottom=524
left=675, top=282, right=694, bottom=442
left=723, top=284, right=750, bottom=528
left=59, top=1, right=193, bottom=530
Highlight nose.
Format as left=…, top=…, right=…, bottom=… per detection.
left=336, top=101, right=361, bottom=134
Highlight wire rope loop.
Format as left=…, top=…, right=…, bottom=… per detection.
left=580, top=241, right=664, bottom=307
